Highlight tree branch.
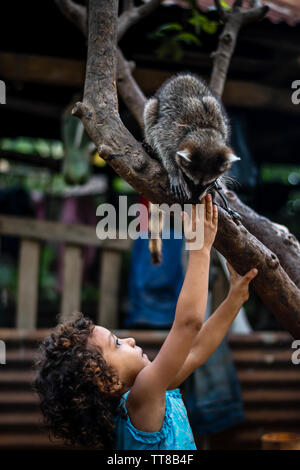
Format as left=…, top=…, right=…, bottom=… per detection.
left=214, top=0, right=228, bottom=22
left=116, top=49, right=146, bottom=128
left=54, top=0, right=148, bottom=128
left=118, top=0, right=162, bottom=41
left=223, top=189, right=300, bottom=289
left=242, top=5, right=269, bottom=25
left=122, top=0, right=134, bottom=13
left=211, top=0, right=269, bottom=99
left=71, top=0, right=169, bottom=203
left=213, top=208, right=300, bottom=337
left=209, top=0, right=300, bottom=333
left=56, top=0, right=300, bottom=337
left=54, top=0, right=87, bottom=36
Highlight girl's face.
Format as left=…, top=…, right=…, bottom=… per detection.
left=88, top=325, right=151, bottom=393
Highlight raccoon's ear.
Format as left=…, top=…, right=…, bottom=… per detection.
left=176, top=149, right=191, bottom=162
left=219, top=150, right=240, bottom=170
left=227, top=154, right=240, bottom=163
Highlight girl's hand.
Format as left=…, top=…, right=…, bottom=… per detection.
left=227, top=261, right=258, bottom=303
left=182, top=194, right=218, bottom=253
left=202, top=193, right=218, bottom=251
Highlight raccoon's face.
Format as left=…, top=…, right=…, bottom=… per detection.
left=175, top=144, right=240, bottom=188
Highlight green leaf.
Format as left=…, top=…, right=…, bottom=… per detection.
left=189, top=14, right=218, bottom=35
left=201, top=19, right=218, bottom=34
left=221, top=1, right=231, bottom=10
left=189, top=13, right=218, bottom=35
left=147, top=23, right=183, bottom=40
left=156, top=22, right=183, bottom=33
left=175, top=32, right=201, bottom=46
left=188, top=14, right=202, bottom=35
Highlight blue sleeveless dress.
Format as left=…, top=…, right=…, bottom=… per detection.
left=115, top=388, right=197, bottom=450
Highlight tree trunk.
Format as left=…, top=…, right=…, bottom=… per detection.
left=56, top=0, right=300, bottom=338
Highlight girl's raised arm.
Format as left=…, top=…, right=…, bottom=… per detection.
left=130, top=196, right=218, bottom=403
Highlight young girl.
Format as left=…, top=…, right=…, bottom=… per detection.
left=35, top=195, right=258, bottom=450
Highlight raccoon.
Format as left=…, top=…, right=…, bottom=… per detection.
left=143, top=73, right=240, bottom=203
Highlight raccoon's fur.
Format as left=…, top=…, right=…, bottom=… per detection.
left=144, top=73, right=240, bottom=264
left=143, top=73, right=239, bottom=203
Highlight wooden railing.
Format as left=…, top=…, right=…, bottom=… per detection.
left=0, top=329, right=298, bottom=450
left=0, top=215, right=132, bottom=329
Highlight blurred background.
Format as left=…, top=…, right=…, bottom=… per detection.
left=0, top=0, right=299, bottom=451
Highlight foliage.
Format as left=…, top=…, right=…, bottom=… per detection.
left=0, top=167, right=67, bottom=195
left=220, top=1, right=231, bottom=11
left=260, top=164, right=300, bottom=186
left=0, top=137, right=64, bottom=159
left=148, top=0, right=220, bottom=61
left=113, top=176, right=136, bottom=194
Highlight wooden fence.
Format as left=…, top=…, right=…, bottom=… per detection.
left=0, top=215, right=132, bottom=329
left=0, top=214, right=299, bottom=449
left=0, top=329, right=298, bottom=449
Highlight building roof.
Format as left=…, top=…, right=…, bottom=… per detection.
left=162, top=0, right=300, bottom=26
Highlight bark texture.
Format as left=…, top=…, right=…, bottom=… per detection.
left=56, top=0, right=300, bottom=337
left=224, top=189, right=300, bottom=289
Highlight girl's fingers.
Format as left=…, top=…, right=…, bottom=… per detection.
left=243, top=268, right=258, bottom=283
left=227, top=262, right=258, bottom=281
left=213, top=203, right=218, bottom=223
left=205, top=194, right=212, bottom=221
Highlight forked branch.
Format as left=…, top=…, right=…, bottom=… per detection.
left=118, top=0, right=162, bottom=41
left=56, top=0, right=300, bottom=337
left=210, top=0, right=269, bottom=98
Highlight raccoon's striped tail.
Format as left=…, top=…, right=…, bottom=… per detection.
left=148, top=202, right=163, bottom=265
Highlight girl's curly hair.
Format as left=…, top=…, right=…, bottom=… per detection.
left=34, top=313, right=125, bottom=449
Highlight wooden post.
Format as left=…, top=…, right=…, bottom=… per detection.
left=17, top=239, right=40, bottom=329
left=60, top=245, right=83, bottom=322
left=98, top=250, right=122, bottom=329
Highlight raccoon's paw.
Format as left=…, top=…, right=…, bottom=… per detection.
left=169, top=175, right=191, bottom=203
